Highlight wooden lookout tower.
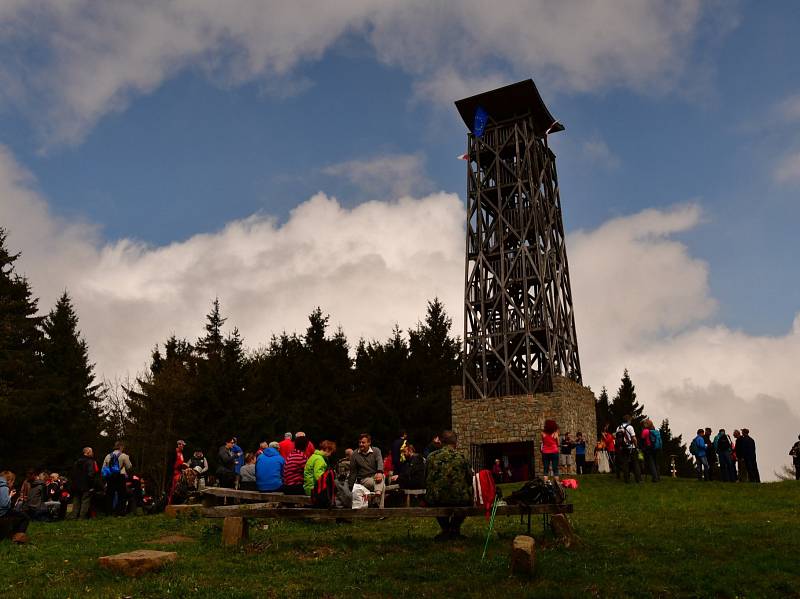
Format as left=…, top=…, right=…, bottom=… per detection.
left=455, top=80, right=582, bottom=400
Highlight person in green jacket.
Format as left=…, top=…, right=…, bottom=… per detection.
left=304, top=440, right=337, bottom=495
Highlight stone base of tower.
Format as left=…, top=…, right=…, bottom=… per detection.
left=451, top=377, right=596, bottom=479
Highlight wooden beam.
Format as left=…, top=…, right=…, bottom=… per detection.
left=201, top=503, right=573, bottom=520
left=201, top=488, right=311, bottom=506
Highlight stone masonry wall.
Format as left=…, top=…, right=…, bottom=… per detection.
left=451, top=376, right=597, bottom=474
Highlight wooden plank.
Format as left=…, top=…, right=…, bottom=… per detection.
left=201, top=488, right=311, bottom=505
left=201, top=503, right=573, bottom=520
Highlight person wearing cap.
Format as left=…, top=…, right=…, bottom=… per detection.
left=168, top=440, right=187, bottom=504
left=278, top=432, right=294, bottom=459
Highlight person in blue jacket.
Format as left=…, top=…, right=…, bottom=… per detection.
left=692, top=429, right=709, bottom=481
left=255, top=443, right=285, bottom=492
left=231, top=437, right=244, bottom=476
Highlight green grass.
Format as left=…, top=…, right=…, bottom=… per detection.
left=2, top=477, right=799, bottom=598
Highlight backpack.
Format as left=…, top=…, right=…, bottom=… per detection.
left=649, top=429, right=662, bottom=450
left=616, top=425, right=633, bottom=450
left=507, top=478, right=564, bottom=506
left=689, top=438, right=699, bottom=456
left=717, top=434, right=731, bottom=453
left=101, top=451, right=121, bottom=479
left=311, top=468, right=336, bottom=508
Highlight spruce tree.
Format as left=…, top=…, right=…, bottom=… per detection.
left=407, top=298, right=461, bottom=445
left=0, top=228, right=46, bottom=471
left=657, top=419, right=694, bottom=477
left=40, top=291, right=102, bottom=469
left=595, top=386, right=610, bottom=437
left=610, top=369, right=645, bottom=430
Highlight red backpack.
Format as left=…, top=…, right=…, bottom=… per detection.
left=311, top=468, right=336, bottom=508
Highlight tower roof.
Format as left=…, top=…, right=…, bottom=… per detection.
left=454, top=79, right=564, bottom=137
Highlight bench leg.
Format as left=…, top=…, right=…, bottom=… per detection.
left=222, top=516, right=249, bottom=546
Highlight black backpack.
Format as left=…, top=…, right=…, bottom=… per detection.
left=311, top=468, right=336, bottom=508
left=507, top=478, right=565, bottom=506
left=717, top=434, right=731, bottom=453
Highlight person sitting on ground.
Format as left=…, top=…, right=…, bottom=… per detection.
left=295, top=431, right=315, bottom=458
left=304, top=440, right=337, bottom=496
left=70, top=447, right=97, bottom=519
left=423, top=434, right=442, bottom=459
left=239, top=452, right=257, bottom=491
left=216, top=437, right=238, bottom=489
left=278, top=432, right=294, bottom=459
left=541, top=419, right=560, bottom=482
left=347, top=433, right=385, bottom=495
left=255, top=441, right=285, bottom=492
left=336, top=448, right=353, bottom=482
left=283, top=435, right=309, bottom=495
left=790, top=434, right=800, bottom=481
left=169, top=468, right=197, bottom=506
left=391, top=444, right=425, bottom=490
left=46, top=472, right=69, bottom=520
left=189, top=449, right=209, bottom=489
left=0, top=471, right=30, bottom=543
left=425, top=430, right=473, bottom=541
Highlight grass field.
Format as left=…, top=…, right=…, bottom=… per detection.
left=2, top=476, right=799, bottom=598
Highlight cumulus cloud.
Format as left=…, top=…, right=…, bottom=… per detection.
left=0, top=0, right=715, bottom=145
left=3, top=144, right=798, bottom=478
left=322, top=153, right=432, bottom=198
left=774, top=151, right=800, bottom=184
left=582, top=138, right=621, bottom=170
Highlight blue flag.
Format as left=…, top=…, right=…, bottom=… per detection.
left=473, top=106, right=489, bottom=137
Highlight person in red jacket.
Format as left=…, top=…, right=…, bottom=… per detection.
left=167, top=440, right=186, bottom=505
left=278, top=432, right=294, bottom=459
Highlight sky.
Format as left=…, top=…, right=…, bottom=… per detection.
left=1, top=1, right=799, bottom=478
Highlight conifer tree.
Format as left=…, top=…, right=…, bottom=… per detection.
left=610, top=369, right=645, bottom=430
left=0, top=228, right=46, bottom=471
left=657, top=419, right=694, bottom=477
left=595, top=386, right=610, bottom=437
left=407, top=298, right=461, bottom=445
left=40, top=291, right=102, bottom=468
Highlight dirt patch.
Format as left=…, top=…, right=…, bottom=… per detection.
left=295, top=546, right=335, bottom=561
left=146, top=534, right=195, bottom=545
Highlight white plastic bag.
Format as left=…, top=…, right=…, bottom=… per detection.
left=351, top=483, right=370, bottom=509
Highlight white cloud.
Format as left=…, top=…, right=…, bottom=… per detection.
left=582, top=138, right=621, bottom=169
left=0, top=0, right=716, bottom=146
left=322, top=153, right=432, bottom=198
left=774, top=151, right=800, bottom=184
left=777, top=93, right=800, bottom=122
left=3, top=145, right=798, bottom=478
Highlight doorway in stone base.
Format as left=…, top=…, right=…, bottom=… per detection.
left=481, top=442, right=536, bottom=483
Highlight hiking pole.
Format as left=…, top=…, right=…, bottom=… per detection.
left=481, top=495, right=500, bottom=561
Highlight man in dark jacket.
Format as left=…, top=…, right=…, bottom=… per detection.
left=71, top=447, right=97, bottom=519
left=390, top=431, right=408, bottom=474
left=216, top=438, right=237, bottom=488
left=25, top=473, right=48, bottom=521
left=736, top=429, right=760, bottom=483
left=392, top=444, right=425, bottom=490
left=425, top=430, right=473, bottom=541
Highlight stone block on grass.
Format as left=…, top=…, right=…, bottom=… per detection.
left=511, top=535, right=535, bottom=576
left=222, top=516, right=249, bottom=546
left=550, top=513, right=576, bottom=547
left=98, top=550, right=177, bottom=577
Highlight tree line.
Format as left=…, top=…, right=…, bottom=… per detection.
left=0, top=228, right=460, bottom=491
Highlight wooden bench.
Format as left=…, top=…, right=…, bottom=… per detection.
left=201, top=502, right=574, bottom=545
left=200, top=487, right=311, bottom=507
left=381, top=484, right=426, bottom=507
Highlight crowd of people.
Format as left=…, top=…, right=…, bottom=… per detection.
left=2, top=423, right=798, bottom=544
left=541, top=418, right=778, bottom=485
